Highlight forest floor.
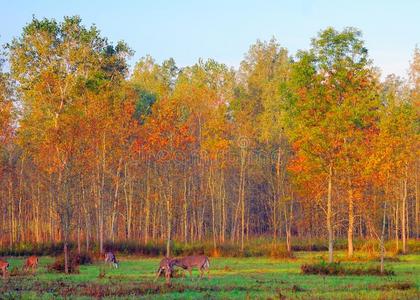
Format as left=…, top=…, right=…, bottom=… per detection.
left=0, top=251, right=419, bottom=299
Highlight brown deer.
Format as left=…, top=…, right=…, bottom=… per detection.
left=0, top=258, right=9, bottom=279
left=23, top=256, right=38, bottom=273
left=172, top=255, right=210, bottom=280
left=155, top=257, right=175, bottom=284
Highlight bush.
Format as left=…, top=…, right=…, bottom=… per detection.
left=270, top=248, right=295, bottom=259
left=73, top=251, right=93, bottom=265
left=301, top=261, right=394, bottom=276
left=0, top=242, right=74, bottom=256
left=9, top=266, right=26, bottom=277
left=97, top=267, right=106, bottom=279
left=373, top=282, right=414, bottom=291
left=2, top=238, right=417, bottom=258
left=47, top=252, right=89, bottom=273
left=103, top=240, right=166, bottom=256
left=370, top=256, right=400, bottom=262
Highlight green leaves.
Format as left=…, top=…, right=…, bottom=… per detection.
left=134, top=89, right=156, bottom=123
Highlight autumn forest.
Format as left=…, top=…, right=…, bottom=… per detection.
left=0, top=16, right=419, bottom=261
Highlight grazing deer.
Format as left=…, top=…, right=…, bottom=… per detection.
left=0, top=258, right=9, bottom=279
left=23, top=256, right=38, bottom=273
left=155, top=257, right=175, bottom=284
left=172, top=255, right=210, bottom=280
left=104, top=251, right=119, bottom=268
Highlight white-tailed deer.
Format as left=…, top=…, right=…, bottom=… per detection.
left=23, top=255, right=38, bottom=273
left=104, top=252, right=119, bottom=268
left=0, top=258, right=9, bottom=279
left=155, top=257, right=175, bottom=284
left=172, top=255, right=210, bottom=279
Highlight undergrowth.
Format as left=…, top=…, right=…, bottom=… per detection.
left=301, top=261, right=395, bottom=276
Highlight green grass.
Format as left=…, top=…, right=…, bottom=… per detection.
left=0, top=251, right=419, bottom=299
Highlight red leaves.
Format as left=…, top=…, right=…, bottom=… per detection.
left=133, top=97, right=195, bottom=163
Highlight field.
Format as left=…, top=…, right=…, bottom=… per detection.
left=0, top=252, right=419, bottom=299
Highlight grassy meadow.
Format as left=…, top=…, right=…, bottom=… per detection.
left=0, top=251, right=419, bottom=299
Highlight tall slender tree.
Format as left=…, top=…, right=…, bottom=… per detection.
left=285, top=27, right=379, bottom=260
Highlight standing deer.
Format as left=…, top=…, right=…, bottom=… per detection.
left=172, top=255, right=210, bottom=280
left=104, top=251, right=119, bottom=268
left=23, top=256, right=38, bottom=273
left=0, top=258, right=9, bottom=279
left=155, top=257, right=175, bottom=284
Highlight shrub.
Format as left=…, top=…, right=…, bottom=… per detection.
left=103, top=240, right=166, bottom=256
left=9, top=266, right=26, bottom=277
left=0, top=242, right=74, bottom=256
left=301, top=261, right=394, bottom=276
left=291, top=284, right=305, bottom=292
left=223, top=265, right=233, bottom=272
left=97, top=267, right=106, bottom=279
left=73, top=251, right=93, bottom=265
left=1, top=238, right=417, bottom=258
left=373, top=282, right=414, bottom=290
left=370, top=256, right=401, bottom=262
left=270, top=248, right=295, bottom=259
left=47, top=253, right=83, bottom=273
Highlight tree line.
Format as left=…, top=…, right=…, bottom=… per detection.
left=0, top=17, right=418, bottom=262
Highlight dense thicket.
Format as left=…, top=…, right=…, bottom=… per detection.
left=0, top=17, right=418, bottom=264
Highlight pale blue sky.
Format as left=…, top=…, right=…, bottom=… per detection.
left=1, top=0, right=419, bottom=78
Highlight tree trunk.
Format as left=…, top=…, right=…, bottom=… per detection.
left=416, top=160, right=419, bottom=239
left=327, top=162, right=334, bottom=263
left=402, top=165, right=408, bottom=254
left=163, top=173, right=173, bottom=257
left=64, top=241, right=69, bottom=274
left=220, top=168, right=226, bottom=243
left=380, top=201, right=387, bottom=274
left=240, top=148, right=247, bottom=252
left=395, top=202, right=399, bottom=252
left=77, top=214, right=81, bottom=254
left=144, top=160, right=151, bottom=244
left=285, top=195, right=293, bottom=253
left=183, top=173, right=188, bottom=243
left=209, top=164, right=217, bottom=253
left=347, top=184, right=354, bottom=257
left=99, top=134, right=106, bottom=254
left=166, top=198, right=171, bottom=257
left=8, top=177, right=14, bottom=248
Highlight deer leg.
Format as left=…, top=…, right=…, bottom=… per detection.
left=188, top=268, right=193, bottom=280
left=165, top=269, right=171, bottom=285
left=154, top=268, right=162, bottom=281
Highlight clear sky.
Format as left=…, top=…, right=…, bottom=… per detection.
left=1, top=0, right=419, bottom=78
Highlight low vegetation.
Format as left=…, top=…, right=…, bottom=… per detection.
left=3, top=238, right=417, bottom=258
left=0, top=251, right=418, bottom=299
left=47, top=252, right=93, bottom=274
left=301, top=261, right=395, bottom=276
